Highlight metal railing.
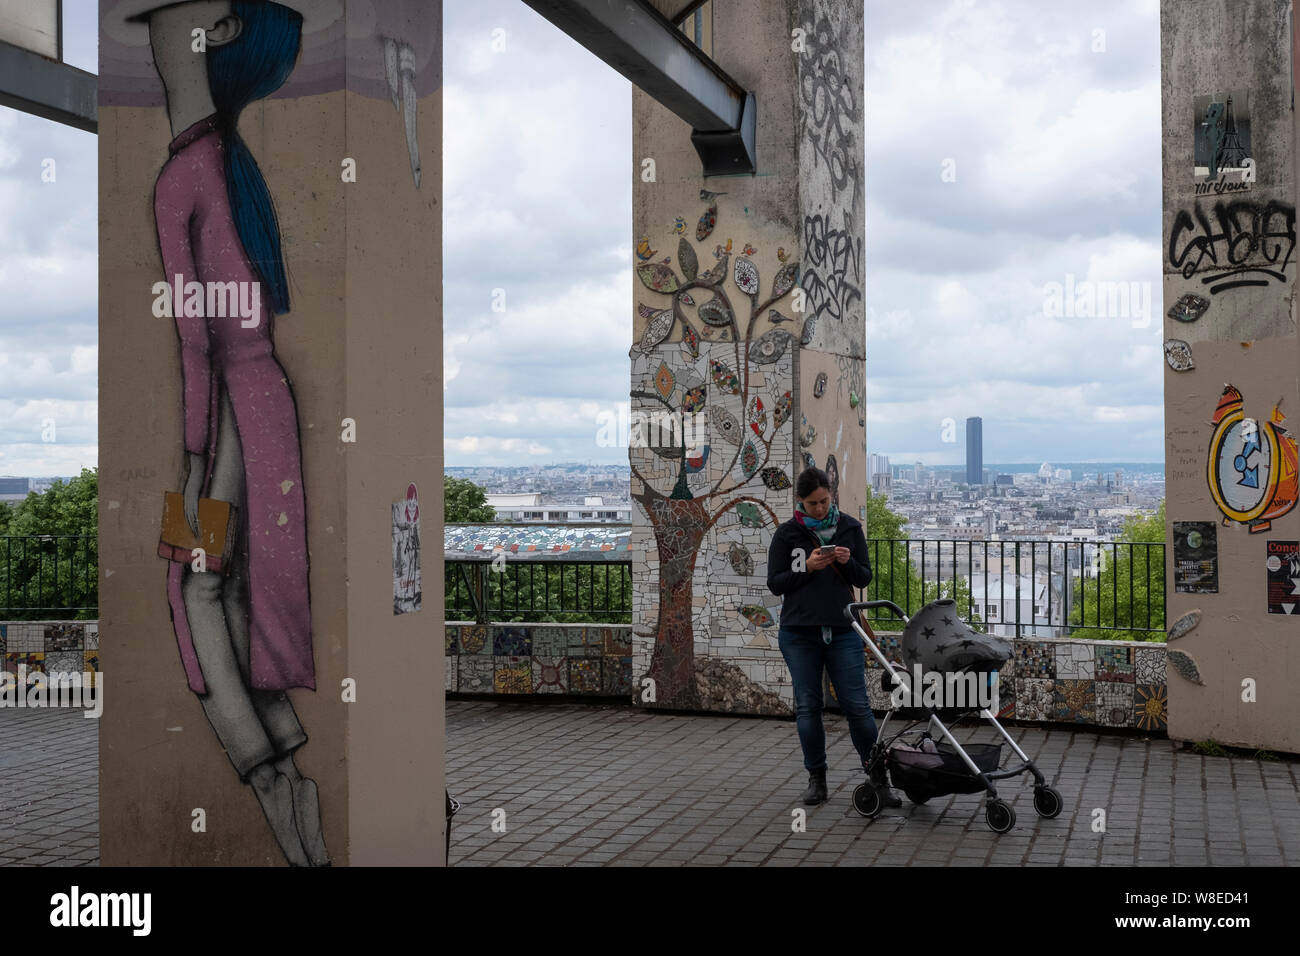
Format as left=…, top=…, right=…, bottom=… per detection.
left=861, top=538, right=1166, bottom=640
left=0, top=534, right=98, bottom=619
left=445, top=560, right=632, bottom=625
left=0, top=533, right=1164, bottom=640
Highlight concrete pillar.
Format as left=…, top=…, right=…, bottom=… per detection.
left=630, top=0, right=864, bottom=714
left=1160, top=0, right=1299, bottom=751
left=97, top=0, right=444, bottom=864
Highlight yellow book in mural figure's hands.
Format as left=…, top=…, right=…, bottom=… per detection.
left=157, top=492, right=238, bottom=574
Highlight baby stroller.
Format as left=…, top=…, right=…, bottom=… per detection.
left=845, top=598, right=1063, bottom=833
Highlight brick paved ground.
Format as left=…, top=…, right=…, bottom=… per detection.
left=447, top=699, right=1300, bottom=867
left=0, top=708, right=99, bottom=866
left=2, top=701, right=1298, bottom=867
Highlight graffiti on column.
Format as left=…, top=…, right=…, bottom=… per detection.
left=798, top=4, right=860, bottom=212
left=132, top=0, right=328, bottom=867
left=1167, top=199, right=1295, bottom=294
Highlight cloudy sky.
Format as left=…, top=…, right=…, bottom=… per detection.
left=0, top=0, right=1163, bottom=476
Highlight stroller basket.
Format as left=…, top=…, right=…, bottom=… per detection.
left=888, top=742, right=1002, bottom=800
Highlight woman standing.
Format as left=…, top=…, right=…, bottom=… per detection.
left=141, top=0, right=328, bottom=865
left=767, top=467, right=899, bottom=808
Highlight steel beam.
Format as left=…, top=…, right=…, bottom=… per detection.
left=0, top=39, right=96, bottom=133
left=520, top=0, right=756, bottom=174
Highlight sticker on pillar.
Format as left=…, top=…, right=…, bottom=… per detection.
left=394, top=483, right=422, bottom=614
left=126, top=0, right=330, bottom=869
left=1207, top=385, right=1299, bottom=533
left=1167, top=293, right=1210, bottom=323
left=1172, top=522, right=1218, bottom=593
left=1164, top=339, right=1195, bottom=371
left=825, top=455, right=840, bottom=507
left=1192, top=91, right=1252, bottom=186
left=1265, top=540, right=1300, bottom=614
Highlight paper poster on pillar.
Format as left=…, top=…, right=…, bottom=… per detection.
left=393, top=483, right=422, bottom=614
left=1265, top=540, right=1300, bottom=614
left=1173, top=521, right=1219, bottom=593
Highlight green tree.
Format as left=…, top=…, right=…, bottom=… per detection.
left=1069, top=500, right=1165, bottom=641
left=863, top=488, right=978, bottom=628
left=444, top=475, right=496, bottom=522
left=0, top=468, right=98, bottom=620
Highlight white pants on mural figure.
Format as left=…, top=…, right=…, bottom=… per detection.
left=181, top=386, right=329, bottom=867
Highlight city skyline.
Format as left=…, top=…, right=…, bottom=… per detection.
left=0, top=0, right=1164, bottom=475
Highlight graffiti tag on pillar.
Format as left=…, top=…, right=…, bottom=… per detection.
left=1168, top=199, right=1295, bottom=294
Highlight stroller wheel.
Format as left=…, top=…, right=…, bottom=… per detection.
left=985, top=799, right=1016, bottom=834
left=1033, top=786, right=1063, bottom=819
left=852, top=783, right=883, bottom=818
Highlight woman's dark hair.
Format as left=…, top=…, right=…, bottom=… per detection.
left=206, top=0, right=303, bottom=316
left=796, top=467, right=831, bottom=499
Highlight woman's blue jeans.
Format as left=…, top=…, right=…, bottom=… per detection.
left=778, top=627, right=879, bottom=772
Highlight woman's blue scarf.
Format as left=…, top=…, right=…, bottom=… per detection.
left=794, top=501, right=840, bottom=644
left=795, top=502, right=840, bottom=544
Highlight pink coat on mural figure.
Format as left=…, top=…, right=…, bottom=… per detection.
left=157, top=115, right=316, bottom=693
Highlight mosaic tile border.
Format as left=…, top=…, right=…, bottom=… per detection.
left=444, top=622, right=634, bottom=699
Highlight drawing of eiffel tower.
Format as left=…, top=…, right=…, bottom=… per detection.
left=1216, top=95, right=1249, bottom=171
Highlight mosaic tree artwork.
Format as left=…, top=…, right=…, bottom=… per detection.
left=631, top=196, right=805, bottom=709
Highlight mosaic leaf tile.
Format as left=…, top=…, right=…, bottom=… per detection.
left=445, top=625, right=459, bottom=656
left=733, top=256, right=759, bottom=295
left=1167, top=648, right=1203, bottom=685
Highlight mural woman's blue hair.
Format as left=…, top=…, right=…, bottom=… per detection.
left=206, top=0, right=303, bottom=316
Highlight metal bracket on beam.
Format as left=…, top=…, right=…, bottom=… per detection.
left=691, top=90, right=755, bottom=177
left=521, top=0, right=757, bottom=176
left=0, top=40, right=97, bottom=134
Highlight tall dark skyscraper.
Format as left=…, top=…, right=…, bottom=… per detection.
left=966, top=417, right=983, bottom=485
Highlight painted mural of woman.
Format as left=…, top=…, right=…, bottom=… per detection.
left=127, top=0, right=329, bottom=866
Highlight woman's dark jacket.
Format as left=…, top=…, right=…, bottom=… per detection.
left=766, top=513, right=873, bottom=627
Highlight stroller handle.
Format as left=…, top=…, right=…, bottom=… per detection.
left=844, top=600, right=907, bottom=624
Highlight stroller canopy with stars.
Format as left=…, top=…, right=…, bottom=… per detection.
left=900, top=599, right=1011, bottom=672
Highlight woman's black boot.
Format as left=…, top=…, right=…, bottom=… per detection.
left=801, top=769, right=828, bottom=806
